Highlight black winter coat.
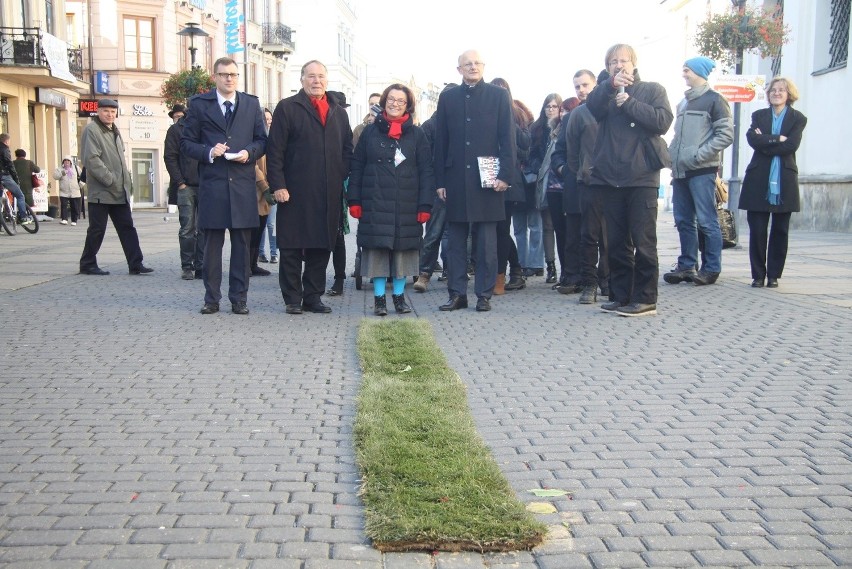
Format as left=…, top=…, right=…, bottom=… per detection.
left=164, top=117, right=199, bottom=205
left=586, top=69, right=673, bottom=189
left=266, top=90, right=353, bottom=250
left=739, top=106, right=807, bottom=213
left=434, top=80, right=517, bottom=223
left=180, top=90, right=267, bottom=229
left=348, top=114, right=435, bottom=251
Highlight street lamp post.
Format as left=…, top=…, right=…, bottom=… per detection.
left=177, top=22, right=209, bottom=69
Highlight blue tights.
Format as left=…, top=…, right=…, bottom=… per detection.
left=373, top=277, right=406, bottom=296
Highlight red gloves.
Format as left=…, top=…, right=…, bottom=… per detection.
left=417, top=212, right=430, bottom=224
left=349, top=205, right=362, bottom=219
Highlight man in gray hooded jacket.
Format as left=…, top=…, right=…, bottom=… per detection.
left=665, top=56, right=733, bottom=286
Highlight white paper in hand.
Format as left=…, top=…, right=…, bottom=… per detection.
left=224, top=152, right=241, bottom=161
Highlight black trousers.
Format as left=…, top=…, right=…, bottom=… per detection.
left=579, top=184, right=609, bottom=288
left=203, top=228, right=251, bottom=305
left=496, top=202, right=520, bottom=276
left=249, top=214, right=268, bottom=268
left=330, top=228, right=346, bottom=280
left=279, top=248, right=331, bottom=306
left=60, top=197, right=82, bottom=222
left=746, top=210, right=792, bottom=280
left=447, top=221, right=497, bottom=300
left=79, top=202, right=144, bottom=272
left=547, top=193, right=568, bottom=277
left=598, top=186, right=659, bottom=305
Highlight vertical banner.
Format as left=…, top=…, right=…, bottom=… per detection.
left=224, top=0, right=245, bottom=55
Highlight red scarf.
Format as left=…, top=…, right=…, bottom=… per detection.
left=384, top=112, right=409, bottom=140
left=310, top=94, right=329, bottom=126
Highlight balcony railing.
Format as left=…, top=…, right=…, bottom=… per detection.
left=0, top=26, right=85, bottom=81
left=261, top=23, right=295, bottom=55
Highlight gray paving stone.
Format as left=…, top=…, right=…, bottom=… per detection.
left=1, top=214, right=850, bottom=569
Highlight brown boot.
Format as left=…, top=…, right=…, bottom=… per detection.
left=494, top=273, right=506, bottom=295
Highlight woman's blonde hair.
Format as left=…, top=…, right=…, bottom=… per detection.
left=766, top=76, right=799, bottom=105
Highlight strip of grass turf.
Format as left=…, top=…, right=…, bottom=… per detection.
left=355, top=319, right=546, bottom=552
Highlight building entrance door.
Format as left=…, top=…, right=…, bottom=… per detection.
left=131, top=149, right=155, bottom=206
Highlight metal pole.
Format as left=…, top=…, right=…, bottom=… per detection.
left=727, top=0, right=747, bottom=244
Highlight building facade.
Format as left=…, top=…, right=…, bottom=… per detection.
left=1, top=0, right=90, bottom=213
left=666, top=0, right=851, bottom=232
left=67, top=0, right=294, bottom=208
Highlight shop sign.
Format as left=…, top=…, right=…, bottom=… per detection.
left=78, top=99, right=100, bottom=117
left=36, top=88, right=67, bottom=109
left=712, top=75, right=767, bottom=104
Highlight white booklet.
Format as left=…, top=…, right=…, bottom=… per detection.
left=477, top=156, right=500, bottom=188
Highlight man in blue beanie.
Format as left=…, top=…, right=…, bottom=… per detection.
left=665, top=56, right=733, bottom=286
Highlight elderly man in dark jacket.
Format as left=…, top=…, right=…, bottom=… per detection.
left=586, top=44, right=673, bottom=317
left=266, top=60, right=353, bottom=315
left=164, top=104, right=204, bottom=281
left=78, top=99, right=151, bottom=276
left=433, top=49, right=517, bottom=312
left=181, top=57, right=268, bottom=315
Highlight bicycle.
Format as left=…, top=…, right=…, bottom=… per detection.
left=0, top=180, right=39, bottom=235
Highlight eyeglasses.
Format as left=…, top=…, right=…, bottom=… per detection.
left=216, top=73, right=239, bottom=80
left=460, top=61, right=484, bottom=69
left=545, top=105, right=560, bottom=110
left=386, top=97, right=408, bottom=106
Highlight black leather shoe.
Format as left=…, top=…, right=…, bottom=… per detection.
left=693, top=270, right=720, bottom=286
left=663, top=266, right=696, bottom=284
left=302, top=301, right=332, bottom=313
left=231, top=302, right=249, bottom=315
left=285, top=304, right=303, bottom=314
left=129, top=265, right=154, bottom=275
left=374, top=295, right=388, bottom=316
left=80, top=267, right=110, bottom=276
left=556, top=283, right=582, bottom=295
left=392, top=294, right=411, bottom=314
left=767, top=278, right=779, bottom=288
left=326, top=277, right=344, bottom=296
left=251, top=266, right=271, bottom=276
left=475, top=297, right=491, bottom=312
left=439, top=295, right=468, bottom=311
left=181, top=269, right=195, bottom=281
left=200, top=302, right=219, bottom=314
left=600, top=301, right=626, bottom=313
left=751, top=279, right=765, bottom=288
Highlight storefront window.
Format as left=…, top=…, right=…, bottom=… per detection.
left=131, top=150, right=155, bottom=205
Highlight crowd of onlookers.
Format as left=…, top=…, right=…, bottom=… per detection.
left=58, top=43, right=806, bottom=318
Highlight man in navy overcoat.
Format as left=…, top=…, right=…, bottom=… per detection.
left=181, top=57, right=267, bottom=315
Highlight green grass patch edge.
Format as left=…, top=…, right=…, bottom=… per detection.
left=354, top=319, right=547, bottom=552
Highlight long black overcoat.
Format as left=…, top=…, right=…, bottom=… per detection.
left=180, top=90, right=267, bottom=229
left=433, top=81, right=516, bottom=223
left=266, top=90, right=353, bottom=250
left=347, top=114, right=435, bottom=251
left=739, top=106, right=807, bottom=214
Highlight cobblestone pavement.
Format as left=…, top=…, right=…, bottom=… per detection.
left=0, top=212, right=850, bottom=568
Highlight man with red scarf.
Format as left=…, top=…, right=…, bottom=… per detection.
left=266, top=60, right=353, bottom=314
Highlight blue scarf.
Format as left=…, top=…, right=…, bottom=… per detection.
left=767, top=106, right=787, bottom=205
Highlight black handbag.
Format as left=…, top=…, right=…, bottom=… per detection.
left=718, top=208, right=738, bottom=249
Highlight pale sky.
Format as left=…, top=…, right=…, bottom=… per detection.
left=356, top=0, right=687, bottom=113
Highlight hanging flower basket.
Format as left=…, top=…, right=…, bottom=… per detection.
left=160, top=68, right=215, bottom=110
left=693, top=4, right=791, bottom=68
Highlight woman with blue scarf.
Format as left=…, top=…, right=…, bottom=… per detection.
left=739, top=77, right=807, bottom=289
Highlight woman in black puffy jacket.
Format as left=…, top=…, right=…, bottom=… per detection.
left=347, top=84, right=435, bottom=316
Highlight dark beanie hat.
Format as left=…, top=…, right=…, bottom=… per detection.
left=684, top=56, right=715, bottom=80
